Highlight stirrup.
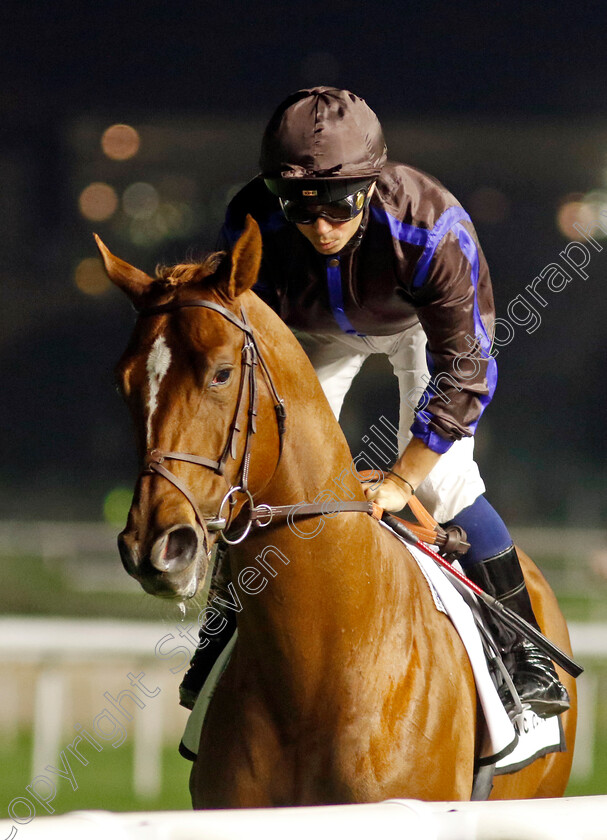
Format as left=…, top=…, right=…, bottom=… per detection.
left=466, top=546, right=570, bottom=719
left=506, top=640, right=570, bottom=718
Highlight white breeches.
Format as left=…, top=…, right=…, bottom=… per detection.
left=294, top=323, right=485, bottom=523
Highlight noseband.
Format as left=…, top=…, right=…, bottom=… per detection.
left=138, top=298, right=287, bottom=544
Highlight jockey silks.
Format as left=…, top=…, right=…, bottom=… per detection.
left=220, top=161, right=497, bottom=453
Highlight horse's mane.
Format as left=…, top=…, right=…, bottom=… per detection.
left=153, top=251, right=225, bottom=290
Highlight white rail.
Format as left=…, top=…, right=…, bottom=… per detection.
left=0, top=616, right=605, bottom=801
left=0, top=617, right=184, bottom=799
left=1, top=797, right=606, bottom=839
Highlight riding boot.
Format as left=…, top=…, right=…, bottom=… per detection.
left=466, top=545, right=570, bottom=718
left=178, top=545, right=237, bottom=710
left=179, top=606, right=236, bottom=709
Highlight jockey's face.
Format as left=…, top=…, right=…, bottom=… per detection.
left=295, top=212, right=364, bottom=255
left=294, top=183, right=375, bottom=255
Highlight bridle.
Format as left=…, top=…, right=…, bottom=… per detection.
left=137, top=296, right=379, bottom=545
left=138, top=298, right=286, bottom=544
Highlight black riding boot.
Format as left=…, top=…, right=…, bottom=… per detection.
left=466, top=545, right=570, bottom=718
left=178, top=545, right=237, bottom=710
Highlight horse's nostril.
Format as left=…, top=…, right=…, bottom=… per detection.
left=150, top=525, right=199, bottom=574
left=166, top=525, right=199, bottom=567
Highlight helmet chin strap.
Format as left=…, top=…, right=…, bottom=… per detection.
left=340, top=200, right=372, bottom=253
left=336, top=181, right=376, bottom=248
left=354, top=187, right=375, bottom=240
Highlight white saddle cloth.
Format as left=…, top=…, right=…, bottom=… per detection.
left=396, top=528, right=564, bottom=773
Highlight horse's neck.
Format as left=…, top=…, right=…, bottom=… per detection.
left=231, top=509, right=419, bottom=719
left=233, top=300, right=419, bottom=708
left=251, top=295, right=359, bottom=506
left=265, top=413, right=357, bottom=506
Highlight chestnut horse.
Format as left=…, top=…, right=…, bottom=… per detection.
left=96, top=217, right=576, bottom=807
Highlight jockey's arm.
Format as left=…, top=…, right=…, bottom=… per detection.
left=364, top=435, right=441, bottom=511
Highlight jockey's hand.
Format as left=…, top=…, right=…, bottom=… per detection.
left=363, top=476, right=411, bottom=512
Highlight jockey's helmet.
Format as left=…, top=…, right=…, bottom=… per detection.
left=260, top=87, right=387, bottom=205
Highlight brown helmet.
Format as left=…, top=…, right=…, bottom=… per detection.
left=260, top=87, right=387, bottom=203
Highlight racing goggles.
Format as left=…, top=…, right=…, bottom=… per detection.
left=279, top=187, right=369, bottom=225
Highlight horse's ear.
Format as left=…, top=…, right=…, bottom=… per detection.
left=227, top=215, right=262, bottom=298
left=94, top=234, right=155, bottom=302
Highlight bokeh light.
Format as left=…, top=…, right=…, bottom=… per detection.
left=156, top=202, right=184, bottom=234
left=556, top=192, right=605, bottom=240
left=581, top=189, right=607, bottom=232
left=74, top=257, right=111, bottom=296
left=101, top=123, right=140, bottom=160
left=129, top=217, right=163, bottom=247
left=123, top=182, right=159, bottom=219
left=103, top=486, right=133, bottom=526
left=126, top=199, right=198, bottom=246
left=78, top=182, right=119, bottom=221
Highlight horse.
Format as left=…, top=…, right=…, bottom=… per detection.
left=96, top=216, right=577, bottom=807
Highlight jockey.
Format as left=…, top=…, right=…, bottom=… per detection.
left=184, top=87, right=568, bottom=718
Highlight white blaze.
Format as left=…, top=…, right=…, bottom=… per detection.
left=146, top=335, right=172, bottom=443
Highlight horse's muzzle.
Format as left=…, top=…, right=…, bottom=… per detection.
left=118, top=523, right=209, bottom=598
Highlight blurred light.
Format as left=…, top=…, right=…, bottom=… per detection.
left=129, top=217, right=164, bottom=247
left=101, top=123, right=140, bottom=160
left=156, top=202, right=183, bottom=233
left=74, top=257, right=111, bottom=296
left=123, top=182, right=159, bottom=219
left=127, top=200, right=198, bottom=246
left=154, top=202, right=191, bottom=236
left=103, top=487, right=133, bottom=526
left=467, top=186, right=510, bottom=224
left=556, top=192, right=604, bottom=240
left=78, top=182, right=118, bottom=221
left=581, top=189, right=607, bottom=234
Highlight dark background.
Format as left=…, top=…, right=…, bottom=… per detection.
left=1, top=0, right=606, bottom=525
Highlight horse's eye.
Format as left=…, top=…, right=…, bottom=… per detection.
left=211, top=368, right=231, bottom=386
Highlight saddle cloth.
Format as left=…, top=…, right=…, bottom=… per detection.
left=388, top=525, right=565, bottom=774
left=180, top=526, right=565, bottom=773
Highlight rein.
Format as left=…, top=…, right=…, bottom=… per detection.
left=138, top=298, right=378, bottom=544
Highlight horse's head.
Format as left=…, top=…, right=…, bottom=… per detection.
left=97, top=216, right=281, bottom=600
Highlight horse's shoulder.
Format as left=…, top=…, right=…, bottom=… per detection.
left=375, top=522, right=446, bottom=609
